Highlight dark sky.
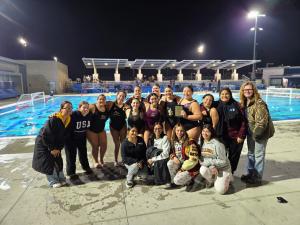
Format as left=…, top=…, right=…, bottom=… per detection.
left=1, top=0, right=300, bottom=80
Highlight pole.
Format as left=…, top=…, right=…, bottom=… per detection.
left=251, top=16, right=258, bottom=80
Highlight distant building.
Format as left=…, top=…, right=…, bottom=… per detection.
left=0, top=56, right=69, bottom=99
left=261, top=66, right=300, bottom=88
left=18, top=60, right=69, bottom=94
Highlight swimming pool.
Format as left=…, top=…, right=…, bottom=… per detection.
left=0, top=93, right=300, bottom=137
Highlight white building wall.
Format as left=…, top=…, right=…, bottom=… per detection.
left=262, top=67, right=285, bottom=86
left=18, top=60, right=69, bottom=94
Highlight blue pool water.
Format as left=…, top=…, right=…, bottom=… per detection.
left=0, top=93, right=300, bottom=137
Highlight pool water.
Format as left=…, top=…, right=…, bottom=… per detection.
left=0, top=93, right=299, bottom=137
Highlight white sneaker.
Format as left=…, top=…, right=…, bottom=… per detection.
left=125, top=181, right=134, bottom=188
left=52, top=183, right=62, bottom=188
left=60, top=181, right=67, bottom=186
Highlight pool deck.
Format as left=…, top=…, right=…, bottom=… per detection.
left=0, top=121, right=300, bottom=225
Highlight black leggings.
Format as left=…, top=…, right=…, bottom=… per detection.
left=226, top=139, right=244, bottom=174
left=65, top=139, right=91, bottom=176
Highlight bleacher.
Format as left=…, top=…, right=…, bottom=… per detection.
left=0, top=81, right=20, bottom=100
left=71, top=80, right=264, bottom=94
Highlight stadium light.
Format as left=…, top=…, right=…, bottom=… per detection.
left=197, top=44, right=205, bottom=54
left=247, top=10, right=265, bottom=80
left=18, top=37, right=28, bottom=47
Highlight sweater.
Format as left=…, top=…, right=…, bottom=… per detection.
left=200, top=138, right=231, bottom=172
left=151, top=136, right=171, bottom=162
left=121, top=136, right=147, bottom=165
left=246, top=98, right=275, bottom=141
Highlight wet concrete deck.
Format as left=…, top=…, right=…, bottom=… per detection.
left=0, top=121, right=300, bottom=225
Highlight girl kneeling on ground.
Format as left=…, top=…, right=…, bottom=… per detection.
left=32, top=101, right=72, bottom=188
left=199, top=124, right=232, bottom=194
left=121, top=126, right=147, bottom=188
left=166, top=123, right=189, bottom=188
left=147, top=122, right=171, bottom=185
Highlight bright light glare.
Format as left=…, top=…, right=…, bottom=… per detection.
left=197, top=44, right=204, bottom=54
left=53, top=56, right=58, bottom=62
left=18, top=37, right=27, bottom=47
left=248, top=10, right=266, bottom=19
left=248, top=10, right=259, bottom=18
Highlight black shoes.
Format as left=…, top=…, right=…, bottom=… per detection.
left=69, top=174, right=79, bottom=180
left=241, top=174, right=252, bottom=183
left=84, top=169, right=94, bottom=175
left=241, top=173, right=262, bottom=186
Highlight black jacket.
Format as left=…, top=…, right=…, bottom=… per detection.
left=121, top=136, right=146, bottom=165
left=32, top=116, right=71, bottom=175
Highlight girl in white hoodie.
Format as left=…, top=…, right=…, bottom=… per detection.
left=199, top=124, right=232, bottom=194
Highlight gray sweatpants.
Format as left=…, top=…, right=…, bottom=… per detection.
left=167, top=159, right=181, bottom=183
left=200, top=166, right=231, bottom=194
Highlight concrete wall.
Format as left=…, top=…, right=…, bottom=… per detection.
left=18, top=60, right=69, bottom=94
left=262, top=67, right=285, bottom=86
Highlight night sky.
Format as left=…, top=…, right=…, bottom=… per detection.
left=1, top=0, right=300, bottom=80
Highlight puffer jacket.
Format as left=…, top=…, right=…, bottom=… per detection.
left=246, top=98, right=274, bottom=141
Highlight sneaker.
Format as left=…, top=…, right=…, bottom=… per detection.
left=60, top=181, right=67, bottom=186
left=52, top=183, right=62, bottom=188
left=206, top=181, right=214, bottom=188
left=126, top=181, right=134, bottom=188
left=246, top=176, right=262, bottom=186
left=185, top=181, right=194, bottom=192
left=188, top=181, right=206, bottom=192
left=85, top=169, right=93, bottom=175
left=114, top=161, right=124, bottom=167
left=241, top=174, right=253, bottom=183
left=165, top=183, right=177, bottom=189
left=69, top=174, right=79, bottom=180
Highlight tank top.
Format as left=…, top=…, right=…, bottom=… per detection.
left=127, top=110, right=145, bottom=133
left=89, top=104, right=109, bottom=133
left=179, top=99, right=199, bottom=131
left=165, top=100, right=178, bottom=128
left=200, top=104, right=212, bottom=127
left=109, top=102, right=127, bottom=131
left=145, top=107, right=160, bottom=131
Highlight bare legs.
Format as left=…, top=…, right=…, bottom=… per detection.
left=110, top=125, right=127, bottom=165
left=87, top=130, right=107, bottom=168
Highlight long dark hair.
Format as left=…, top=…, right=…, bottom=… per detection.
left=200, top=124, right=216, bottom=149
left=148, top=122, right=165, bottom=146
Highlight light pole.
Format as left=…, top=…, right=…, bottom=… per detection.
left=247, top=10, right=265, bottom=80
left=18, top=37, right=28, bottom=59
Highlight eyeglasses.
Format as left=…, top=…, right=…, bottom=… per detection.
left=62, top=107, right=73, bottom=110
left=243, top=89, right=253, bottom=92
left=154, top=128, right=162, bottom=131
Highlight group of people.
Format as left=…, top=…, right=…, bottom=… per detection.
left=32, top=81, right=274, bottom=194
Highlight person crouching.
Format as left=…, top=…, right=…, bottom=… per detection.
left=32, top=101, right=72, bottom=188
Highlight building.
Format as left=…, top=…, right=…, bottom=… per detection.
left=18, top=60, right=69, bottom=94
left=0, top=56, right=69, bottom=99
left=262, top=66, right=300, bottom=88
left=0, top=56, right=27, bottom=99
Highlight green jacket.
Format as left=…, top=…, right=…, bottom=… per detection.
left=246, top=98, right=275, bottom=141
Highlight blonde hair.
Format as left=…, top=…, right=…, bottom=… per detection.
left=239, top=81, right=261, bottom=108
